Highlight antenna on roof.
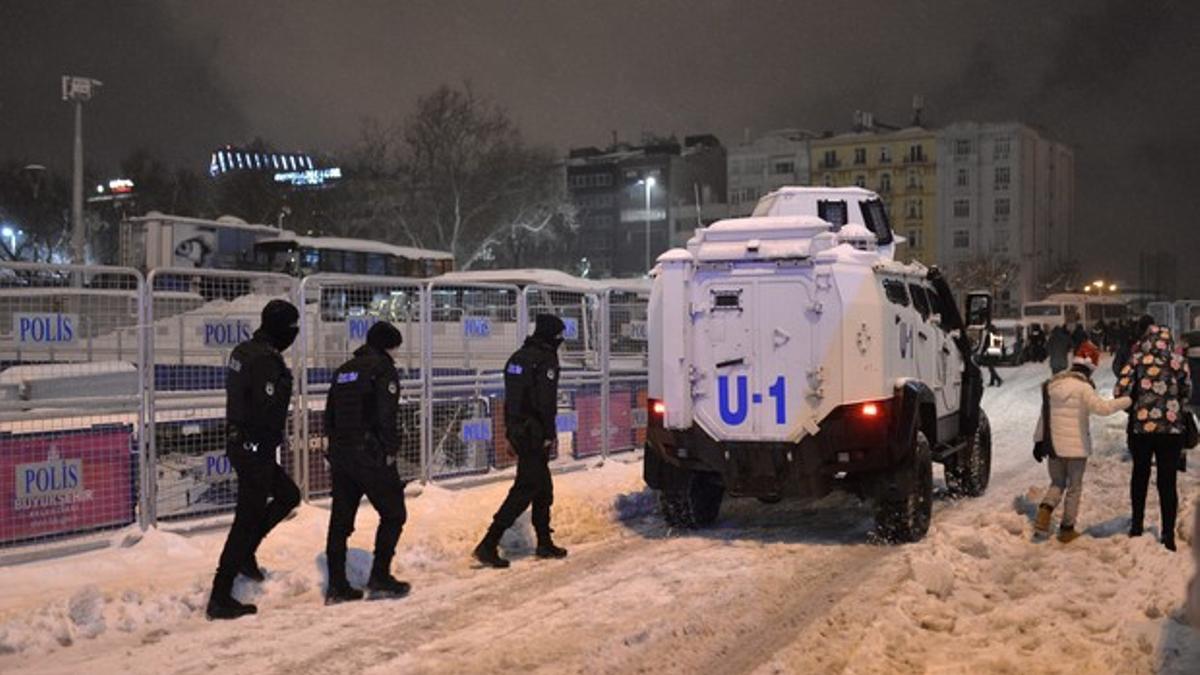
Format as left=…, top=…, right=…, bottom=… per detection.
left=912, top=95, right=925, bottom=127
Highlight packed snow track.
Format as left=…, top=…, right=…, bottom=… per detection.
left=1, top=361, right=1198, bottom=674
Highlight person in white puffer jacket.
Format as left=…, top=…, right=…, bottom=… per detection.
left=1033, top=340, right=1132, bottom=542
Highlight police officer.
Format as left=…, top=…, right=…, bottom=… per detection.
left=207, top=299, right=302, bottom=620
left=324, top=322, right=411, bottom=603
left=473, top=314, right=569, bottom=568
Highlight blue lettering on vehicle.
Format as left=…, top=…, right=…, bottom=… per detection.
left=718, top=375, right=788, bottom=426
left=16, top=314, right=77, bottom=344
left=464, top=317, right=492, bottom=338
left=556, top=411, right=579, bottom=433
left=203, top=319, right=254, bottom=347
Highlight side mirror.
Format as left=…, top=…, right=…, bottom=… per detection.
left=965, top=292, right=992, bottom=328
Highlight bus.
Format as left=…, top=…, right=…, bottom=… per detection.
left=1021, top=293, right=1128, bottom=329
left=252, top=234, right=454, bottom=279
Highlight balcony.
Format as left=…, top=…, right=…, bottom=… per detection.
left=818, top=159, right=841, bottom=169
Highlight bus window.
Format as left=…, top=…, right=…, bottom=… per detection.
left=1086, top=304, right=1105, bottom=324
left=1103, top=304, right=1128, bottom=321
left=320, top=249, right=343, bottom=273
left=1064, top=305, right=1081, bottom=326
left=299, top=248, right=318, bottom=274
left=1023, top=304, right=1062, bottom=318
left=366, top=253, right=387, bottom=276
left=343, top=251, right=365, bottom=274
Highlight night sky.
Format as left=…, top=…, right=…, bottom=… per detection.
left=2, top=0, right=1198, bottom=292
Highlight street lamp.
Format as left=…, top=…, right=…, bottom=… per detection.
left=638, top=176, right=656, bottom=273
left=1108, top=284, right=1118, bottom=293
left=62, top=75, right=102, bottom=267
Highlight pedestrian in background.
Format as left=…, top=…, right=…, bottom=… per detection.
left=1115, top=324, right=1192, bottom=551
left=1047, top=323, right=1073, bottom=374
left=1033, top=341, right=1131, bottom=542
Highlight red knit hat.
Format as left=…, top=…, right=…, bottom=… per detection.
left=1072, top=340, right=1100, bottom=371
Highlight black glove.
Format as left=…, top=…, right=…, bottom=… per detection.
left=1179, top=451, right=1187, bottom=473
left=1033, top=442, right=1047, bottom=463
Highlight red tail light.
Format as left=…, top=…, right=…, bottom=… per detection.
left=861, top=402, right=880, bottom=417
left=650, top=399, right=666, bottom=417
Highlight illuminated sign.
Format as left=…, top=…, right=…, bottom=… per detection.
left=273, top=168, right=343, bottom=187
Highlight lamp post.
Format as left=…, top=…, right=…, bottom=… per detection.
left=62, top=75, right=102, bottom=268
left=639, top=175, right=656, bottom=273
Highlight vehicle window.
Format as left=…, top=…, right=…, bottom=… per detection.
left=882, top=279, right=909, bottom=306
left=320, top=249, right=343, bottom=273
left=344, top=251, right=365, bottom=274
left=1023, top=304, right=1062, bottom=317
left=908, top=283, right=931, bottom=320
left=860, top=199, right=895, bottom=246
left=817, top=200, right=848, bottom=229
left=366, top=253, right=387, bottom=276
left=923, top=284, right=945, bottom=322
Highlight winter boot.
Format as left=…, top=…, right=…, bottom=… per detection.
left=473, top=540, right=510, bottom=568
left=1057, top=525, right=1082, bottom=544
left=1162, top=534, right=1177, bottom=552
left=206, top=573, right=257, bottom=620
left=535, top=534, right=568, bottom=559
left=1129, top=522, right=1144, bottom=537
left=240, top=554, right=266, bottom=582
left=1034, top=504, right=1054, bottom=535
left=325, top=581, right=364, bottom=605
left=366, top=571, right=411, bottom=599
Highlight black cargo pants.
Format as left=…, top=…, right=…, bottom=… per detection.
left=216, top=451, right=301, bottom=584
left=325, top=461, right=408, bottom=585
left=487, top=432, right=554, bottom=541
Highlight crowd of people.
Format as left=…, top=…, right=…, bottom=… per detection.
left=204, top=301, right=571, bottom=620
left=1030, top=314, right=1198, bottom=551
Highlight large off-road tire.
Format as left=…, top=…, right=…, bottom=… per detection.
left=659, top=472, right=725, bottom=528
left=875, top=431, right=933, bottom=543
left=945, top=410, right=992, bottom=497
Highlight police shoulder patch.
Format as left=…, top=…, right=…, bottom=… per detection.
left=388, top=381, right=398, bottom=395
left=507, top=363, right=524, bottom=375
left=336, top=371, right=359, bottom=384
left=547, top=368, right=556, bottom=380
left=228, top=356, right=242, bottom=373
left=265, top=382, right=275, bottom=396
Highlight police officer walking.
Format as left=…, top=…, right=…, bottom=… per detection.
left=324, top=322, right=411, bottom=603
left=474, top=314, right=569, bottom=568
left=207, top=299, right=303, bottom=620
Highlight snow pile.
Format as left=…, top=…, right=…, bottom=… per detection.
left=759, top=409, right=1200, bottom=675
left=0, top=458, right=649, bottom=661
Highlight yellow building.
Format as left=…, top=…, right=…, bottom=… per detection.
left=809, top=127, right=937, bottom=263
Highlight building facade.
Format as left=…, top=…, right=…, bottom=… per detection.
left=566, top=136, right=726, bottom=277
left=807, top=127, right=938, bottom=264
left=726, top=129, right=815, bottom=217
left=935, top=122, right=1074, bottom=316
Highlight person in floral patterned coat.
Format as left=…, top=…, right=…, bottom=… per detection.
left=1114, top=324, right=1192, bottom=551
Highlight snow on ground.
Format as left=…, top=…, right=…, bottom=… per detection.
left=0, top=360, right=1198, bottom=674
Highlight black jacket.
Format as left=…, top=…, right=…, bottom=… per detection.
left=504, top=336, right=560, bottom=447
left=324, top=344, right=402, bottom=468
left=226, top=330, right=294, bottom=460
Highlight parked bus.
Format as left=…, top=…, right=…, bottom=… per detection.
left=1021, top=293, right=1128, bottom=329
left=252, top=234, right=454, bottom=279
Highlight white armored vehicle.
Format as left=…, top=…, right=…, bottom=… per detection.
left=645, top=187, right=992, bottom=541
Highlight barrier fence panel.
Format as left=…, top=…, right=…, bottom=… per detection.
left=146, top=268, right=298, bottom=522
left=296, top=274, right=426, bottom=497
left=0, top=262, right=146, bottom=549
left=606, top=287, right=651, bottom=454
left=427, top=282, right=521, bottom=479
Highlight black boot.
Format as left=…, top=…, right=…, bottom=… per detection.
left=1163, top=534, right=1177, bottom=552
left=473, top=527, right=510, bottom=568
left=366, top=569, right=411, bottom=599
left=206, top=572, right=257, bottom=620
left=240, top=554, right=266, bottom=582
left=325, top=580, right=364, bottom=605
left=536, top=534, right=568, bottom=559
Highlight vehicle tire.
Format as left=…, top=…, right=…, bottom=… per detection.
left=875, top=431, right=933, bottom=543
left=659, top=472, right=724, bottom=528
left=945, top=410, right=992, bottom=497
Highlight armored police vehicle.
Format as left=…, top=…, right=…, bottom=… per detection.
left=645, top=187, right=992, bottom=542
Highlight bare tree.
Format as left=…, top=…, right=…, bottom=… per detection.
left=946, top=255, right=1021, bottom=296
left=333, top=84, right=576, bottom=270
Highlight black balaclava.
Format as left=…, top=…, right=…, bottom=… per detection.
left=260, top=299, right=300, bottom=351
left=533, top=314, right=566, bottom=348
left=366, top=321, right=403, bottom=352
